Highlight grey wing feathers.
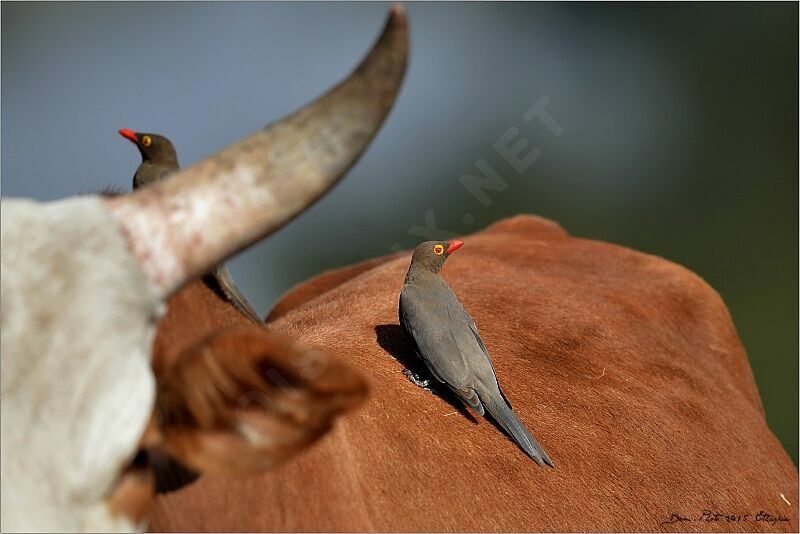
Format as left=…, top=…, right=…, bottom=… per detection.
left=467, top=319, right=514, bottom=409
left=400, top=287, right=470, bottom=384
left=467, top=320, right=490, bottom=357
left=400, top=285, right=487, bottom=413
left=400, top=283, right=552, bottom=466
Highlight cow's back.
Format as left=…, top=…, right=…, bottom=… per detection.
left=150, top=215, right=797, bottom=532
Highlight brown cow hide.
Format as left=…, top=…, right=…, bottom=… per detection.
left=150, top=215, right=797, bottom=532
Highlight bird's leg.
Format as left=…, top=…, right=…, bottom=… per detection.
left=403, top=368, right=433, bottom=391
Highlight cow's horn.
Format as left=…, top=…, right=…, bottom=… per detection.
left=105, top=5, right=408, bottom=296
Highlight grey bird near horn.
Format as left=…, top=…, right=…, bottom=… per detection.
left=118, top=129, right=263, bottom=323
left=399, top=240, right=554, bottom=467
left=104, top=5, right=409, bottom=297
left=117, top=130, right=179, bottom=189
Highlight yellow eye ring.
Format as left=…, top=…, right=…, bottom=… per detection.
left=433, top=244, right=444, bottom=255
left=141, top=135, right=152, bottom=147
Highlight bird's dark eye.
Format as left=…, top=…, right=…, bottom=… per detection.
left=142, top=135, right=152, bottom=147
left=433, top=244, right=444, bottom=255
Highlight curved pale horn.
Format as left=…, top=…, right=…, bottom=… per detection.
left=106, top=5, right=408, bottom=297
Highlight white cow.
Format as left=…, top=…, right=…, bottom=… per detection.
left=0, top=7, right=408, bottom=531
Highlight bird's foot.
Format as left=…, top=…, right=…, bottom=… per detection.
left=403, top=368, right=433, bottom=391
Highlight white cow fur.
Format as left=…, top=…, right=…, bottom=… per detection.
left=1, top=197, right=163, bottom=532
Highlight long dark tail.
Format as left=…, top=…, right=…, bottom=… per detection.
left=481, top=390, right=554, bottom=467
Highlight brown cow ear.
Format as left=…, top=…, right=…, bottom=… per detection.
left=152, top=325, right=368, bottom=474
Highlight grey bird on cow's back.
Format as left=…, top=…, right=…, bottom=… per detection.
left=399, top=240, right=553, bottom=467
left=119, top=128, right=263, bottom=325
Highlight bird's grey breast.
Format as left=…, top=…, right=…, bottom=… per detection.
left=134, top=162, right=174, bottom=188
left=400, top=276, right=495, bottom=389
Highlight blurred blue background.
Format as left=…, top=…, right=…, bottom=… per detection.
left=2, top=2, right=796, bottom=461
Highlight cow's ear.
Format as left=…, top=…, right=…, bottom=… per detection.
left=151, top=325, right=367, bottom=474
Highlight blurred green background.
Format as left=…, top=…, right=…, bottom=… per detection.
left=3, top=2, right=796, bottom=461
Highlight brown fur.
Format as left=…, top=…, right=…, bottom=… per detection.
left=109, top=277, right=368, bottom=525
left=154, top=325, right=368, bottom=474
left=148, top=215, right=797, bottom=532
left=266, top=254, right=400, bottom=322
left=106, top=463, right=156, bottom=527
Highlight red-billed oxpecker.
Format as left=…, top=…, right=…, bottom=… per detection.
left=118, top=130, right=179, bottom=189
left=119, top=129, right=263, bottom=324
left=400, top=240, right=553, bottom=466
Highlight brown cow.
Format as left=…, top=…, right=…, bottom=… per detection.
left=149, top=215, right=798, bottom=532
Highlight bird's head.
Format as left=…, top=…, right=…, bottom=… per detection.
left=118, top=129, right=177, bottom=164
left=410, top=239, right=464, bottom=273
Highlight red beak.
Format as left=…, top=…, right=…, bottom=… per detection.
left=446, top=240, right=464, bottom=254
left=118, top=128, right=138, bottom=143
